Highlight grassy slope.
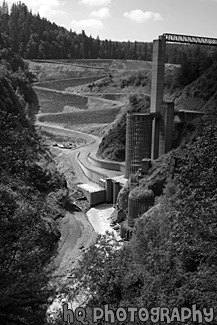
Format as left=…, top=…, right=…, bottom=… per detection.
left=34, top=88, right=88, bottom=113
left=32, top=60, right=154, bottom=136
left=166, top=61, right=217, bottom=113
left=35, top=75, right=107, bottom=91
left=0, top=54, right=70, bottom=324
left=27, top=61, right=106, bottom=81
left=97, top=95, right=150, bottom=161
left=38, top=107, right=121, bottom=126
left=61, top=59, right=153, bottom=70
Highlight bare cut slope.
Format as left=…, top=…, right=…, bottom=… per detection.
left=69, top=63, right=176, bottom=97
left=35, top=86, right=121, bottom=119
left=35, top=75, right=107, bottom=91
left=34, top=88, right=88, bottom=113
left=28, top=59, right=154, bottom=82
left=60, top=59, right=113, bottom=69
left=60, top=59, right=153, bottom=71
left=27, top=61, right=105, bottom=81
left=38, top=107, right=121, bottom=126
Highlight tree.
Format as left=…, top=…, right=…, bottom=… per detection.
left=0, top=50, right=66, bottom=324
left=26, top=33, right=38, bottom=59
left=64, top=116, right=217, bottom=325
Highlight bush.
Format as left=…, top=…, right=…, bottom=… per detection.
left=130, top=187, right=154, bottom=200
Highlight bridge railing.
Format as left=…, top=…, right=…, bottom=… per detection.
left=162, top=33, right=217, bottom=46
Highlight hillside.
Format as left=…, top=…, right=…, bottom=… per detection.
left=0, top=43, right=67, bottom=324
left=0, top=2, right=152, bottom=61
left=166, top=60, right=217, bottom=113
left=0, top=1, right=211, bottom=65
left=97, top=94, right=151, bottom=161
left=44, top=62, right=217, bottom=323
left=97, top=56, right=217, bottom=161
left=1, top=2, right=217, bottom=324
left=67, top=113, right=217, bottom=325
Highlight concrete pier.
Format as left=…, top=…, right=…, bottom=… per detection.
left=112, top=181, right=121, bottom=205
left=158, top=102, right=174, bottom=156
left=105, top=178, right=113, bottom=203
left=151, top=35, right=166, bottom=159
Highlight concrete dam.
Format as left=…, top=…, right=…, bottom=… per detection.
left=78, top=33, right=214, bottom=239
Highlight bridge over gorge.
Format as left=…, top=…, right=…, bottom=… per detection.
left=125, top=33, right=217, bottom=177
left=151, top=34, right=217, bottom=117
left=150, top=33, right=217, bottom=160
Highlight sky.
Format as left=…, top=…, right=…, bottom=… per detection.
left=5, top=0, right=217, bottom=42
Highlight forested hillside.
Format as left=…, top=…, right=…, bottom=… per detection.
left=67, top=114, right=217, bottom=325
left=97, top=94, right=150, bottom=161
left=0, top=0, right=152, bottom=60
left=0, top=34, right=67, bottom=324
left=1, top=0, right=216, bottom=64
left=1, top=3, right=217, bottom=324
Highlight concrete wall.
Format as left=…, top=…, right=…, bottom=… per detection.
left=88, top=153, right=125, bottom=172
left=78, top=177, right=124, bottom=207
left=113, top=181, right=121, bottom=205
left=175, top=110, right=204, bottom=123
left=79, top=185, right=106, bottom=207
left=78, top=152, right=125, bottom=206
left=89, top=190, right=106, bottom=207
left=77, top=152, right=108, bottom=184
left=106, top=178, right=113, bottom=203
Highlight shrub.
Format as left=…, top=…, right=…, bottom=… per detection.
left=130, top=187, right=154, bottom=201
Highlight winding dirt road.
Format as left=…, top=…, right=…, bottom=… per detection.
left=35, top=81, right=123, bottom=274
left=36, top=120, right=123, bottom=185
left=35, top=65, right=127, bottom=315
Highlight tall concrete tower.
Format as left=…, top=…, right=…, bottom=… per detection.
left=150, top=35, right=166, bottom=159
left=124, top=35, right=174, bottom=179
left=158, top=102, right=174, bottom=156
left=125, top=113, right=154, bottom=178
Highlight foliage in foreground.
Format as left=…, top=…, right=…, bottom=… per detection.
left=64, top=115, right=217, bottom=325
left=0, top=45, right=66, bottom=324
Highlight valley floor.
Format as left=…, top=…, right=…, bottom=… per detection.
left=31, top=60, right=133, bottom=302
